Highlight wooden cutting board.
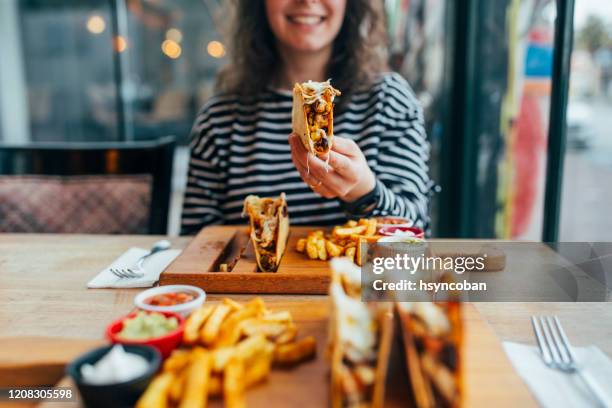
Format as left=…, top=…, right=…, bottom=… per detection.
left=36, top=302, right=534, bottom=408
left=160, top=226, right=507, bottom=294
left=160, top=226, right=332, bottom=294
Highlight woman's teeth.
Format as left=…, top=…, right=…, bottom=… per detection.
left=289, top=16, right=324, bottom=25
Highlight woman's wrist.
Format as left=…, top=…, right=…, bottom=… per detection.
left=341, top=171, right=376, bottom=202
left=340, top=179, right=381, bottom=218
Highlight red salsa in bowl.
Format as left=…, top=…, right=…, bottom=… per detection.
left=144, top=292, right=196, bottom=307
left=134, top=285, right=206, bottom=317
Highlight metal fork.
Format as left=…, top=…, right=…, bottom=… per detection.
left=110, top=240, right=171, bottom=279
left=532, top=316, right=611, bottom=408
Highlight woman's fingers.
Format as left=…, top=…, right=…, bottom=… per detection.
left=289, top=132, right=356, bottom=198
left=325, top=151, right=353, bottom=178
left=330, top=136, right=360, bottom=157
left=290, top=133, right=376, bottom=202
left=294, top=159, right=337, bottom=198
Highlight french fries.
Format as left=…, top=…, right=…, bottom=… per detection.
left=345, top=247, right=356, bottom=261
left=224, top=356, right=246, bottom=408
left=184, top=305, right=213, bottom=345
left=139, top=297, right=317, bottom=408
left=216, top=297, right=266, bottom=347
left=241, top=320, right=288, bottom=339
left=316, top=238, right=327, bottom=261
left=275, top=323, right=298, bottom=344
left=296, top=238, right=307, bottom=253
left=274, top=335, right=317, bottom=366
left=244, top=347, right=273, bottom=387
left=325, top=240, right=343, bottom=258
left=209, top=375, right=222, bottom=397
left=178, top=348, right=211, bottom=408
left=234, top=334, right=270, bottom=362
left=135, top=372, right=173, bottom=408
left=163, top=349, right=190, bottom=372
left=333, top=225, right=366, bottom=237
left=201, top=304, right=231, bottom=345
left=296, top=218, right=380, bottom=264
left=262, top=310, right=292, bottom=323
left=306, top=234, right=319, bottom=259
left=168, top=369, right=186, bottom=403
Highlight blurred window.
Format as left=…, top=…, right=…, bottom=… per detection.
left=386, top=0, right=450, bottom=234
left=0, top=81, right=2, bottom=142
left=472, top=0, right=557, bottom=239
left=114, top=0, right=225, bottom=142
left=397, top=0, right=559, bottom=239
left=14, top=0, right=225, bottom=143
left=559, top=2, right=612, bottom=241
left=18, top=0, right=118, bottom=142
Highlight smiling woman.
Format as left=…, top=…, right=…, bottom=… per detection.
left=265, top=0, right=346, bottom=52
left=181, top=0, right=433, bottom=235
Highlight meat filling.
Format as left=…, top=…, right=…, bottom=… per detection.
left=251, top=201, right=279, bottom=267
left=304, top=89, right=334, bottom=154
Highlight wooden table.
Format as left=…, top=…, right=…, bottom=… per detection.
left=1, top=234, right=611, bottom=406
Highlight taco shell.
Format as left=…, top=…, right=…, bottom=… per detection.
left=292, top=80, right=340, bottom=156
left=397, top=301, right=463, bottom=408
left=328, top=258, right=393, bottom=408
left=243, top=193, right=289, bottom=272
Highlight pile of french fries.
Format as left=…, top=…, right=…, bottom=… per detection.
left=136, top=297, right=316, bottom=408
left=296, top=218, right=382, bottom=266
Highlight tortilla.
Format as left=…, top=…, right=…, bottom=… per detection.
left=292, top=80, right=341, bottom=156
left=328, top=258, right=393, bottom=408
left=397, top=301, right=463, bottom=408
left=243, top=193, right=290, bottom=272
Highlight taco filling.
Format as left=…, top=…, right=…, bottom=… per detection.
left=297, top=80, right=341, bottom=155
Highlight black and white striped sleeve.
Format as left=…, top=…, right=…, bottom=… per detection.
left=180, top=104, right=226, bottom=235
left=370, top=74, right=432, bottom=230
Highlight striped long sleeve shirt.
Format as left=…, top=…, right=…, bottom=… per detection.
left=181, top=72, right=432, bottom=235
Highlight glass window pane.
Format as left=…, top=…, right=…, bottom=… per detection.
left=470, top=0, right=556, bottom=239
left=388, top=0, right=450, bottom=234
left=120, top=0, right=225, bottom=142
left=19, top=0, right=119, bottom=142
left=0, top=0, right=30, bottom=144
left=0, top=80, right=3, bottom=142
left=559, top=1, right=612, bottom=241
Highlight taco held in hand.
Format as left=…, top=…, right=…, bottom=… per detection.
left=243, top=193, right=290, bottom=272
left=292, top=80, right=341, bottom=156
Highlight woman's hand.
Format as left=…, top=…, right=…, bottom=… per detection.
left=289, top=133, right=376, bottom=202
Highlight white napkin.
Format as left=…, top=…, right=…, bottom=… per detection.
left=87, top=247, right=181, bottom=288
left=503, top=342, right=612, bottom=408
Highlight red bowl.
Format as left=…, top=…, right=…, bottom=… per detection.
left=378, top=225, right=425, bottom=239
left=106, top=311, right=185, bottom=358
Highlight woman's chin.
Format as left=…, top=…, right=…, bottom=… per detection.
left=281, top=38, right=333, bottom=55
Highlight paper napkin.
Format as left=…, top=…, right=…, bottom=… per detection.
left=87, top=247, right=181, bottom=289
left=503, top=342, right=612, bottom=408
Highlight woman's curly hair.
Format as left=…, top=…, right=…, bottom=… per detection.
left=216, top=0, right=388, bottom=112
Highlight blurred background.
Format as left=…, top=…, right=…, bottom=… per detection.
left=0, top=0, right=610, bottom=240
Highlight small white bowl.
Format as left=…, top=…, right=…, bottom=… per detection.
left=134, top=285, right=206, bottom=317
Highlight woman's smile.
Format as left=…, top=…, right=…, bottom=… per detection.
left=286, top=13, right=327, bottom=27
left=266, top=0, right=345, bottom=52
